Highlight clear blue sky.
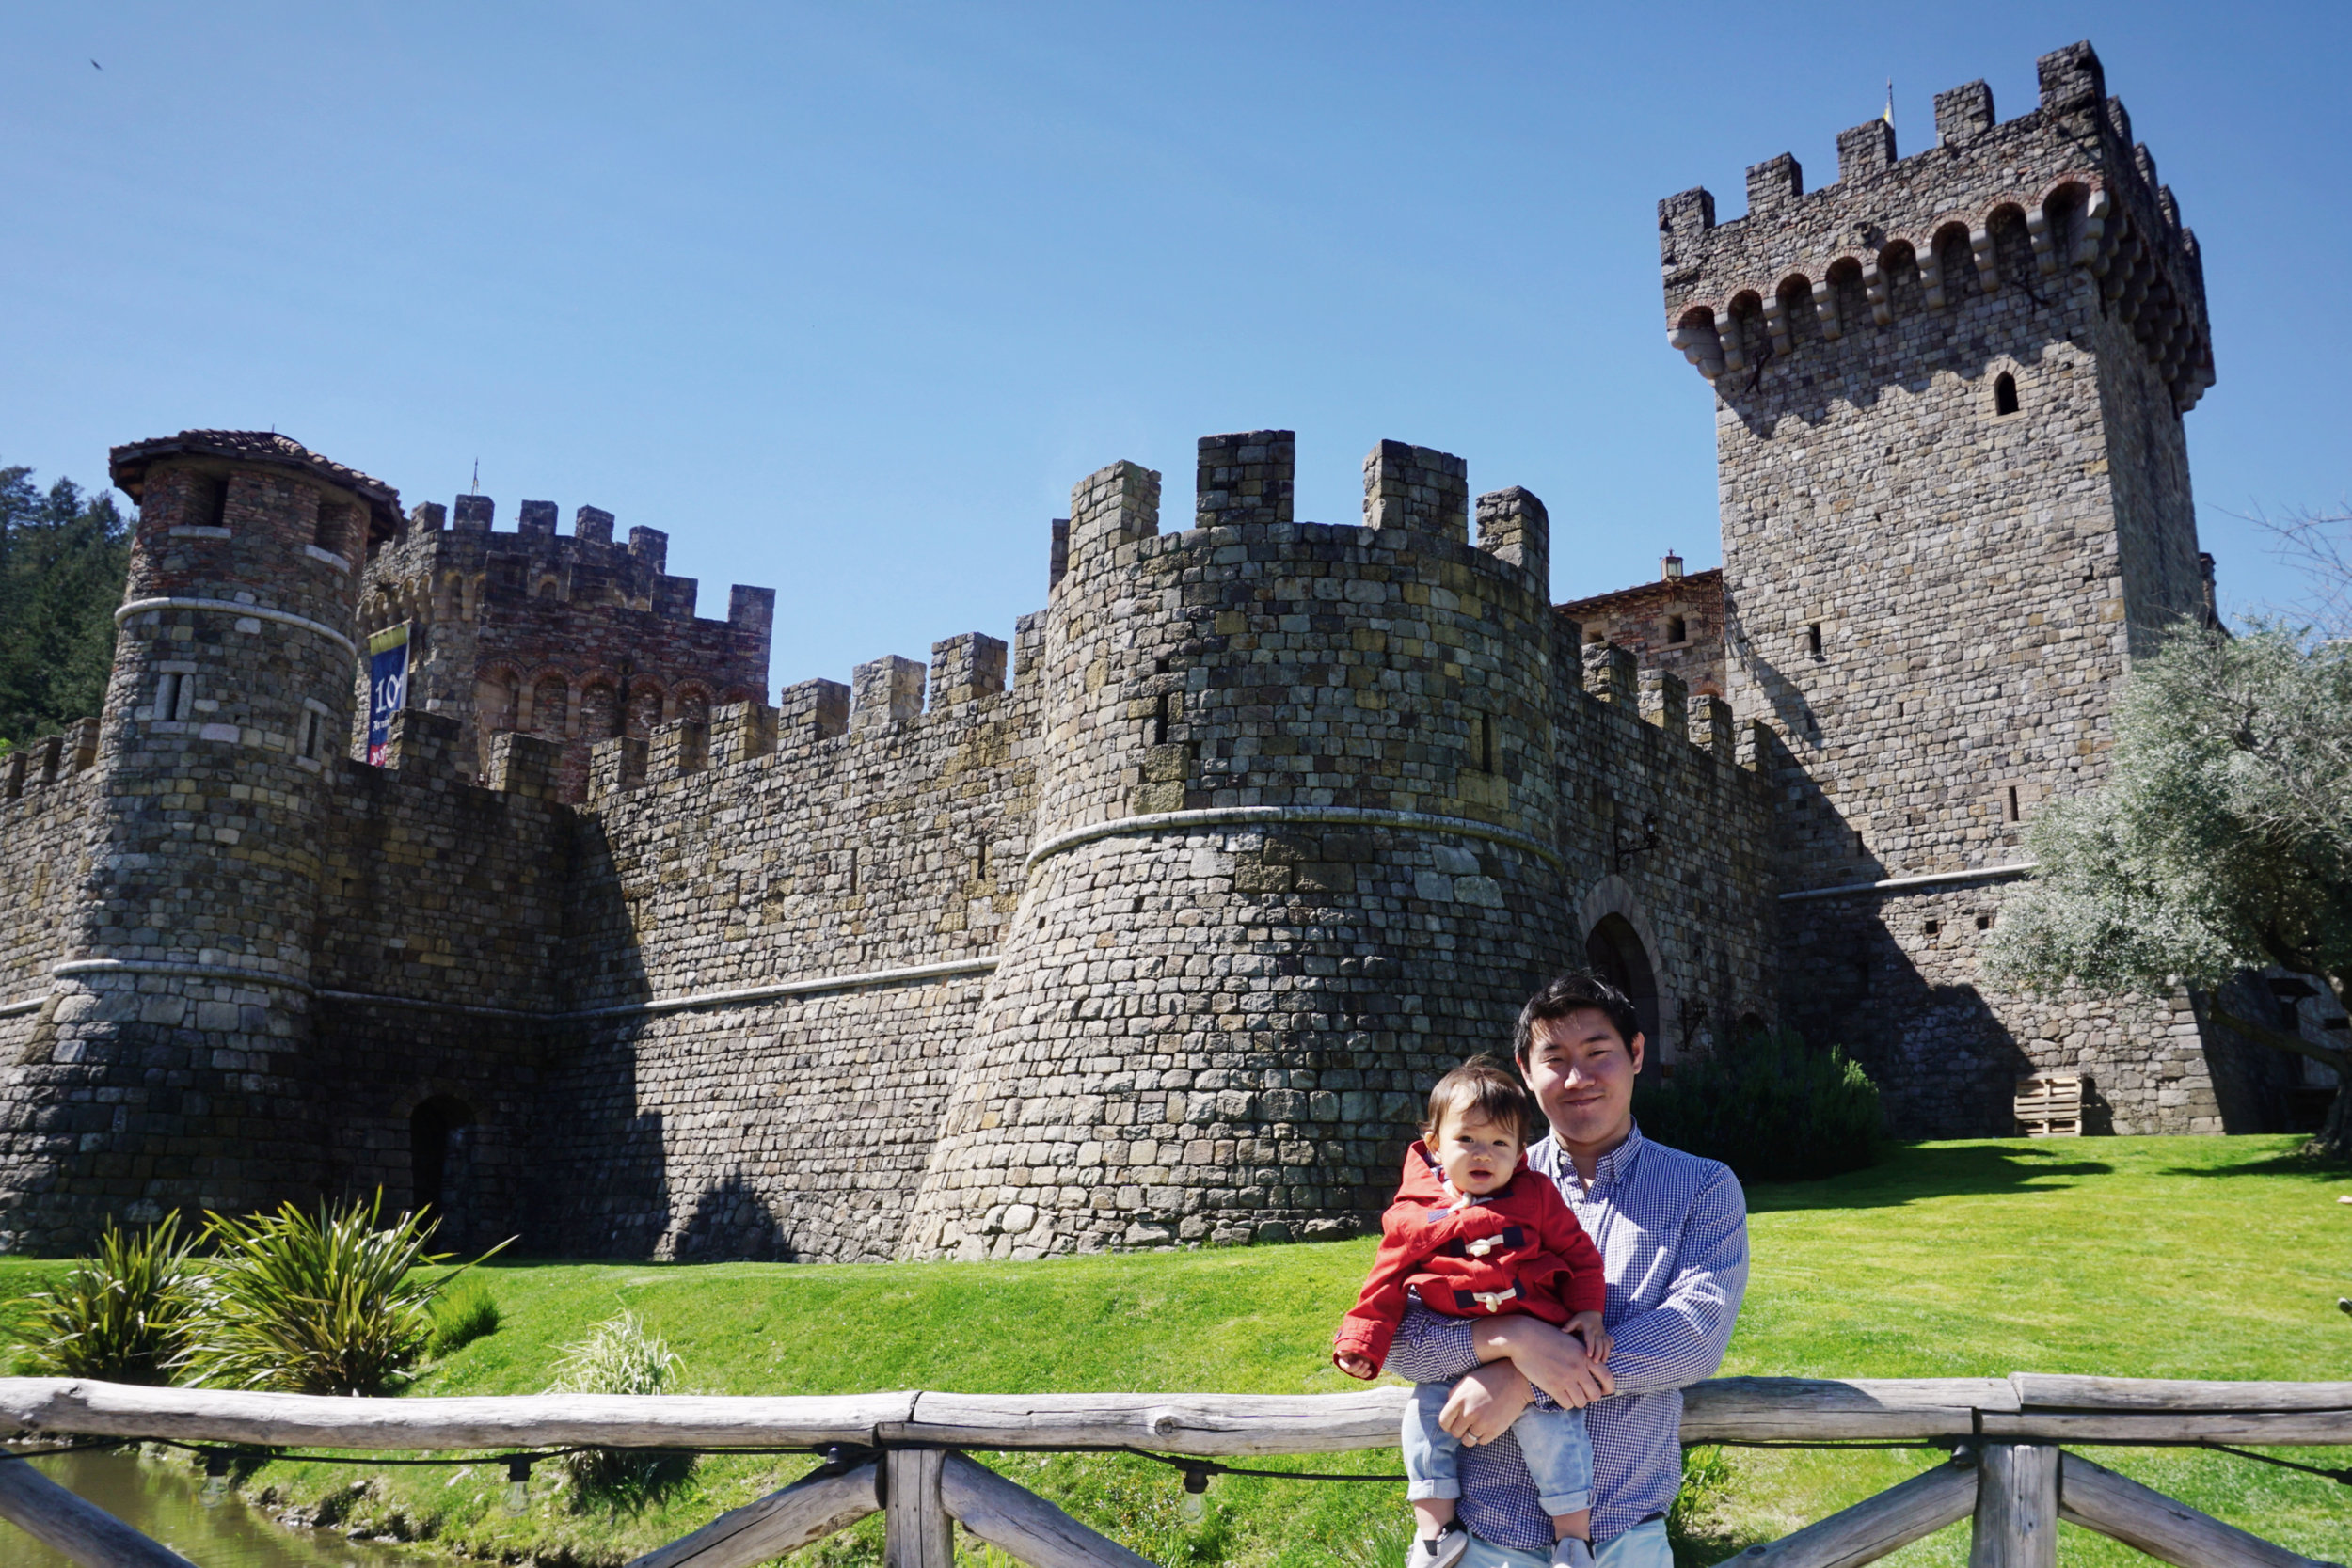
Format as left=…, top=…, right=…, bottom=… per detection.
left=4, top=2, right=2345, bottom=693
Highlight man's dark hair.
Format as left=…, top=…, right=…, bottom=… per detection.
left=1514, top=971, right=1641, bottom=1061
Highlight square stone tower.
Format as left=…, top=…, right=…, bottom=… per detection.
left=1660, top=41, right=2233, bottom=1133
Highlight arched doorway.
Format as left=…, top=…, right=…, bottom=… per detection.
left=410, top=1096, right=475, bottom=1216
left=1585, top=914, right=1662, bottom=1081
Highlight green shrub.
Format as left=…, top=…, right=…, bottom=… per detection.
left=10, top=1214, right=199, bottom=1383
left=547, top=1308, right=691, bottom=1498
left=178, top=1192, right=499, bottom=1395
left=430, top=1276, right=501, bottom=1355
left=1635, top=1026, right=1883, bottom=1181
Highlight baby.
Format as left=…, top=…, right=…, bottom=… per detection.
left=1334, top=1057, right=1610, bottom=1568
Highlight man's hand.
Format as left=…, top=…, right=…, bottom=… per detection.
left=1476, top=1314, right=1615, bottom=1408
left=1437, top=1361, right=1534, bottom=1447
left=1333, top=1352, right=1378, bottom=1381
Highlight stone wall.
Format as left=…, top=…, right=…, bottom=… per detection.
left=0, top=736, right=100, bottom=1002
left=1779, top=879, right=2233, bottom=1136
left=530, top=634, right=1041, bottom=1259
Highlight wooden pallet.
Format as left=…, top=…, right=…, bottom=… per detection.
left=2014, top=1073, right=2083, bottom=1136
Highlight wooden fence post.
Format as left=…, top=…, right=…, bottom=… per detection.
left=886, top=1449, right=953, bottom=1568
left=0, top=1455, right=200, bottom=1568
left=1969, top=1444, right=2058, bottom=1568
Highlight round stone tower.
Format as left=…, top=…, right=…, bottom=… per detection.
left=0, top=431, right=394, bottom=1249
left=901, top=432, right=1576, bottom=1259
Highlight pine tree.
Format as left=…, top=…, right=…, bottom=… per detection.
left=0, top=464, right=133, bottom=746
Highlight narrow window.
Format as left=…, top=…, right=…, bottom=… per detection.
left=314, top=501, right=350, bottom=554
left=1469, top=712, right=1493, bottom=772
left=299, top=710, right=318, bottom=757
left=1583, top=626, right=1606, bottom=646
left=154, top=673, right=180, bottom=721
left=1994, top=372, right=2020, bottom=416
left=200, top=476, right=229, bottom=530
left=1923, top=920, right=1940, bottom=937
left=976, top=838, right=990, bottom=881
left=1806, top=624, right=1823, bottom=658
left=1148, top=693, right=1168, bottom=746
left=1976, top=913, right=1993, bottom=931
left=1666, top=615, right=1688, bottom=644
left=847, top=847, right=859, bottom=895
left=2006, top=784, right=2021, bottom=822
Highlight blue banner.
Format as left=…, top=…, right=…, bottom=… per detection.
left=366, top=623, right=410, bottom=766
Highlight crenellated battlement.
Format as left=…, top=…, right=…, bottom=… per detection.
left=1660, top=40, right=2213, bottom=414
left=376, top=493, right=768, bottom=633
left=582, top=626, right=1022, bottom=802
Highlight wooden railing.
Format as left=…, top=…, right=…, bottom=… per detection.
left=0, top=1375, right=2343, bottom=1568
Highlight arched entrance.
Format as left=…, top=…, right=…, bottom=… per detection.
left=410, top=1096, right=475, bottom=1216
left=1584, top=912, right=1663, bottom=1082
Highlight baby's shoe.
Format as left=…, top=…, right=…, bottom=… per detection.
left=1407, top=1524, right=1470, bottom=1568
left=1549, top=1537, right=1597, bottom=1568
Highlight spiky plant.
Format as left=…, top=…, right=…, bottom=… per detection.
left=11, top=1213, right=199, bottom=1384
left=179, top=1192, right=501, bottom=1395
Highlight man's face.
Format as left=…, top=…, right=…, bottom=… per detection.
left=1518, top=1007, right=1645, bottom=1148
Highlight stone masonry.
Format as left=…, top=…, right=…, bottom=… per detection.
left=1661, top=40, right=2236, bottom=1134
left=0, top=40, right=2298, bottom=1259
left=1557, top=561, right=1726, bottom=700
left=360, top=496, right=772, bottom=800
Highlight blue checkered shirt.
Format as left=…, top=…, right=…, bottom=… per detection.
left=1386, top=1122, right=1747, bottom=1556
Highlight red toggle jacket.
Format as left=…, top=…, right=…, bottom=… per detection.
left=1332, top=1140, right=1605, bottom=1376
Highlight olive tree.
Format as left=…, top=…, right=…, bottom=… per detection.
left=1986, top=621, right=2352, bottom=1155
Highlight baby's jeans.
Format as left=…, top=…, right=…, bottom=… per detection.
left=1403, top=1380, right=1594, bottom=1518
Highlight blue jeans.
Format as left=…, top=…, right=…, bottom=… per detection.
left=1456, top=1518, right=1673, bottom=1568
left=1403, top=1380, right=1594, bottom=1518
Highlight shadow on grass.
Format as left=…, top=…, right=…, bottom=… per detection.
left=1745, top=1143, right=2114, bottom=1214
left=562, top=1449, right=700, bottom=1516
left=2159, top=1146, right=2344, bottom=1180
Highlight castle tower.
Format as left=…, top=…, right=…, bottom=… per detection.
left=356, top=494, right=773, bottom=800
left=0, top=432, right=394, bottom=1248
left=900, top=432, right=1576, bottom=1259
left=1660, top=42, right=2232, bottom=1133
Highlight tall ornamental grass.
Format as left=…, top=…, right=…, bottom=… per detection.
left=1636, top=1025, right=1883, bottom=1181
left=11, top=1214, right=199, bottom=1384
left=547, top=1309, right=690, bottom=1497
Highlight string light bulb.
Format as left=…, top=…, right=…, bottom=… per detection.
left=199, top=1451, right=231, bottom=1508
left=1179, top=1465, right=1212, bottom=1522
left=502, top=1456, right=532, bottom=1515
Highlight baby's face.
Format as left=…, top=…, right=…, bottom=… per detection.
left=1433, top=1112, right=1522, bottom=1196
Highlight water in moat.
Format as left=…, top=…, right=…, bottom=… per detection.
left=2, top=1447, right=429, bottom=1567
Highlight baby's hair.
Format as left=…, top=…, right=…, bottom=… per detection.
left=1422, top=1055, right=1534, bottom=1142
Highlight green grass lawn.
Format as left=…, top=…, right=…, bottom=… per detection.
left=3, top=1135, right=2347, bottom=1567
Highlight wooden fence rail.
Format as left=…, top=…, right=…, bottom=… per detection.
left=0, top=1375, right=2343, bottom=1568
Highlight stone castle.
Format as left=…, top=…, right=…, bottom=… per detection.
left=0, top=41, right=2309, bottom=1261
